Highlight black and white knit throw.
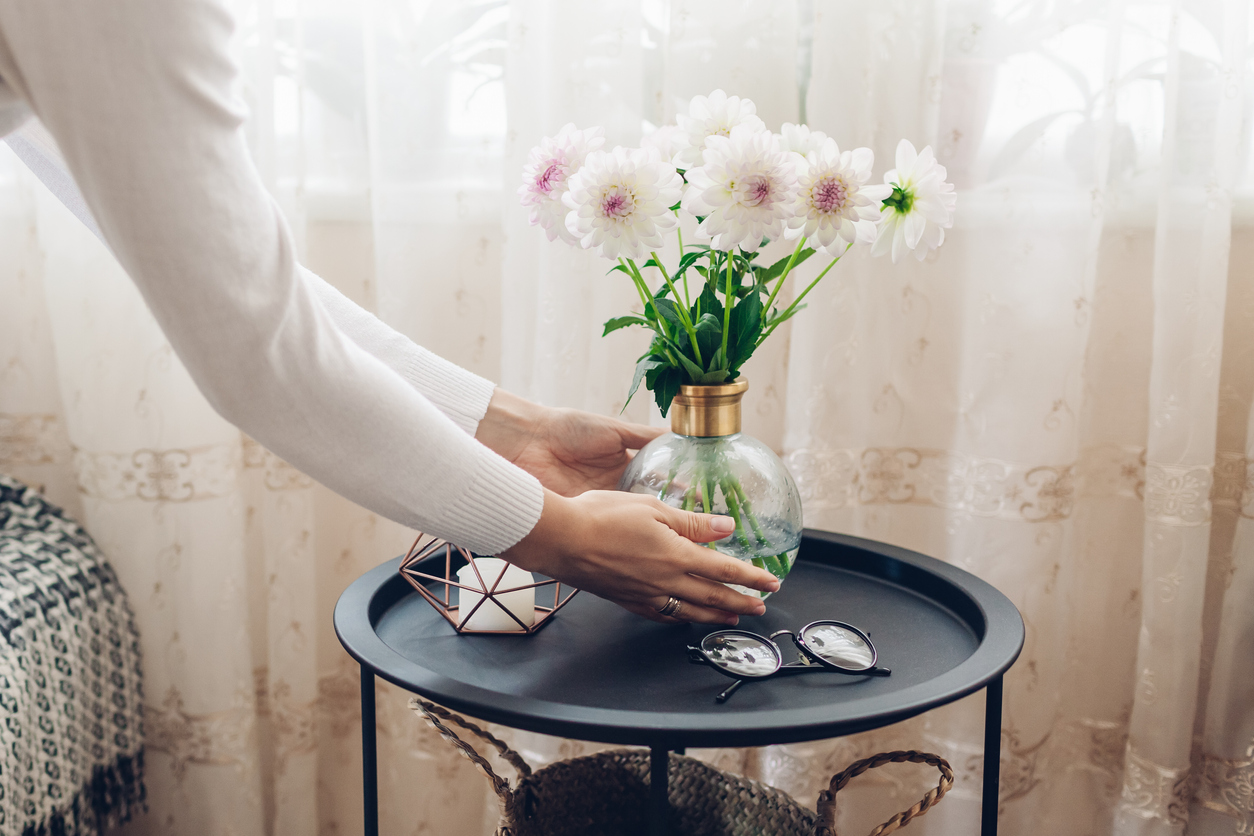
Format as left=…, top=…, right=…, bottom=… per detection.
left=0, top=475, right=145, bottom=835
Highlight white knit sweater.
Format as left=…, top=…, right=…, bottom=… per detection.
left=0, top=0, right=545, bottom=555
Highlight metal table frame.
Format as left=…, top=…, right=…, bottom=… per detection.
left=356, top=669, right=1004, bottom=836
left=338, top=530, right=1022, bottom=836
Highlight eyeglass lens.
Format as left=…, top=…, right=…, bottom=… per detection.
left=799, top=622, right=875, bottom=670
left=700, top=633, right=781, bottom=678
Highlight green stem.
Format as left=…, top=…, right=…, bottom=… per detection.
left=622, top=257, right=682, bottom=355
left=757, top=244, right=849, bottom=346
left=762, top=236, right=807, bottom=317
left=698, top=464, right=716, bottom=548
left=643, top=252, right=705, bottom=367
left=731, top=480, right=769, bottom=545
left=619, top=257, right=652, bottom=312
left=661, top=464, right=679, bottom=501
left=720, top=478, right=753, bottom=548
left=720, top=252, right=734, bottom=363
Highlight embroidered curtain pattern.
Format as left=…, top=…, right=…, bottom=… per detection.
left=0, top=1, right=1252, bottom=835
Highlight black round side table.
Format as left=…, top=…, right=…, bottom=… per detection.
left=334, top=529, right=1023, bottom=836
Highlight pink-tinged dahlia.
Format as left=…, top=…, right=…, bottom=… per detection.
left=681, top=125, right=798, bottom=252
left=673, top=89, right=767, bottom=170
left=562, top=146, right=684, bottom=261
left=786, top=138, right=892, bottom=254
left=872, top=140, right=957, bottom=263
left=519, top=124, right=605, bottom=245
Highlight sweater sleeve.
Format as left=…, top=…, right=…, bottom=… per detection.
left=0, top=0, right=543, bottom=554
left=304, top=271, right=496, bottom=436
left=4, top=118, right=498, bottom=438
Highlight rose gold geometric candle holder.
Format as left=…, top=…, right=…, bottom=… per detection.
left=397, top=533, right=579, bottom=635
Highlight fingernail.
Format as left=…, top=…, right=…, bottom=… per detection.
left=754, top=603, right=767, bottom=616
left=724, top=615, right=740, bottom=626
left=768, top=580, right=781, bottom=592
left=709, top=515, right=735, bottom=534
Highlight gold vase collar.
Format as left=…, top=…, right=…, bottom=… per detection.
left=670, top=380, right=748, bottom=437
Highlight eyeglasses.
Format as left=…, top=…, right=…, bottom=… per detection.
left=687, top=620, right=890, bottom=703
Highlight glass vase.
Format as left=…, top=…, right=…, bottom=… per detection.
left=617, top=381, right=803, bottom=596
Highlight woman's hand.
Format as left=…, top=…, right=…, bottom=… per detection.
left=502, top=489, right=780, bottom=625
left=475, top=388, right=663, bottom=496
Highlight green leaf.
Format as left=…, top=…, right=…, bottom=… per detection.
left=695, top=284, right=723, bottom=326
left=671, top=250, right=705, bottom=280
left=607, top=264, right=632, bottom=276
left=697, top=369, right=730, bottom=384
left=675, top=352, right=705, bottom=382
left=602, top=315, right=649, bottom=336
left=728, top=289, right=763, bottom=369
left=654, top=298, right=685, bottom=328
left=624, top=357, right=664, bottom=411
left=757, top=247, right=816, bottom=284
left=694, top=313, right=721, bottom=363
left=768, top=303, right=808, bottom=328
left=709, top=346, right=727, bottom=371
left=654, top=282, right=671, bottom=300
left=645, top=359, right=667, bottom=389
left=654, top=367, right=682, bottom=417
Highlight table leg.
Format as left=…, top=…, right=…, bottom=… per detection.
left=981, top=675, right=1003, bottom=836
left=361, top=666, right=379, bottom=836
left=649, top=746, right=669, bottom=836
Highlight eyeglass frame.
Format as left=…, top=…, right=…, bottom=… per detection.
left=687, top=619, right=891, bottom=703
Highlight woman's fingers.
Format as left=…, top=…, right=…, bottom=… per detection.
left=657, top=502, right=737, bottom=544
left=611, top=419, right=667, bottom=451
left=684, top=547, right=780, bottom=594
left=630, top=598, right=742, bottom=626
left=503, top=489, right=781, bottom=625
left=669, top=575, right=766, bottom=616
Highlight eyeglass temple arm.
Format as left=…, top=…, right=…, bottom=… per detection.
left=715, top=679, right=746, bottom=703
left=716, top=663, right=892, bottom=703
left=777, top=662, right=893, bottom=676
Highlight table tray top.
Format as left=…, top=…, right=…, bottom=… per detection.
left=334, top=529, right=1023, bottom=748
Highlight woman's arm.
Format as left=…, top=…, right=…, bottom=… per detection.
left=5, top=118, right=499, bottom=438
left=0, top=0, right=539, bottom=554
left=0, top=0, right=779, bottom=619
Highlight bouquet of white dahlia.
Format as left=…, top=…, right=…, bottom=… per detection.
left=519, top=90, right=957, bottom=417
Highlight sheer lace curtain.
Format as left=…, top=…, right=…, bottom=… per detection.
left=0, top=1, right=1251, bottom=835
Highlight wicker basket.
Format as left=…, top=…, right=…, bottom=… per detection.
left=412, top=699, right=953, bottom=836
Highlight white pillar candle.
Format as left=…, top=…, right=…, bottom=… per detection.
left=456, top=558, right=536, bottom=631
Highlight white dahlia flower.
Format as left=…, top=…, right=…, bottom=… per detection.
left=673, top=89, right=766, bottom=170
left=777, top=122, right=829, bottom=158
left=562, top=146, right=684, bottom=261
left=519, top=124, right=605, bottom=245
left=786, top=138, right=892, bottom=254
left=681, top=125, right=798, bottom=252
left=872, top=140, right=957, bottom=263
left=641, top=124, right=689, bottom=165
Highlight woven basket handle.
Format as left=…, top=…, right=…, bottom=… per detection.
left=814, top=749, right=954, bottom=836
left=409, top=698, right=533, bottom=801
